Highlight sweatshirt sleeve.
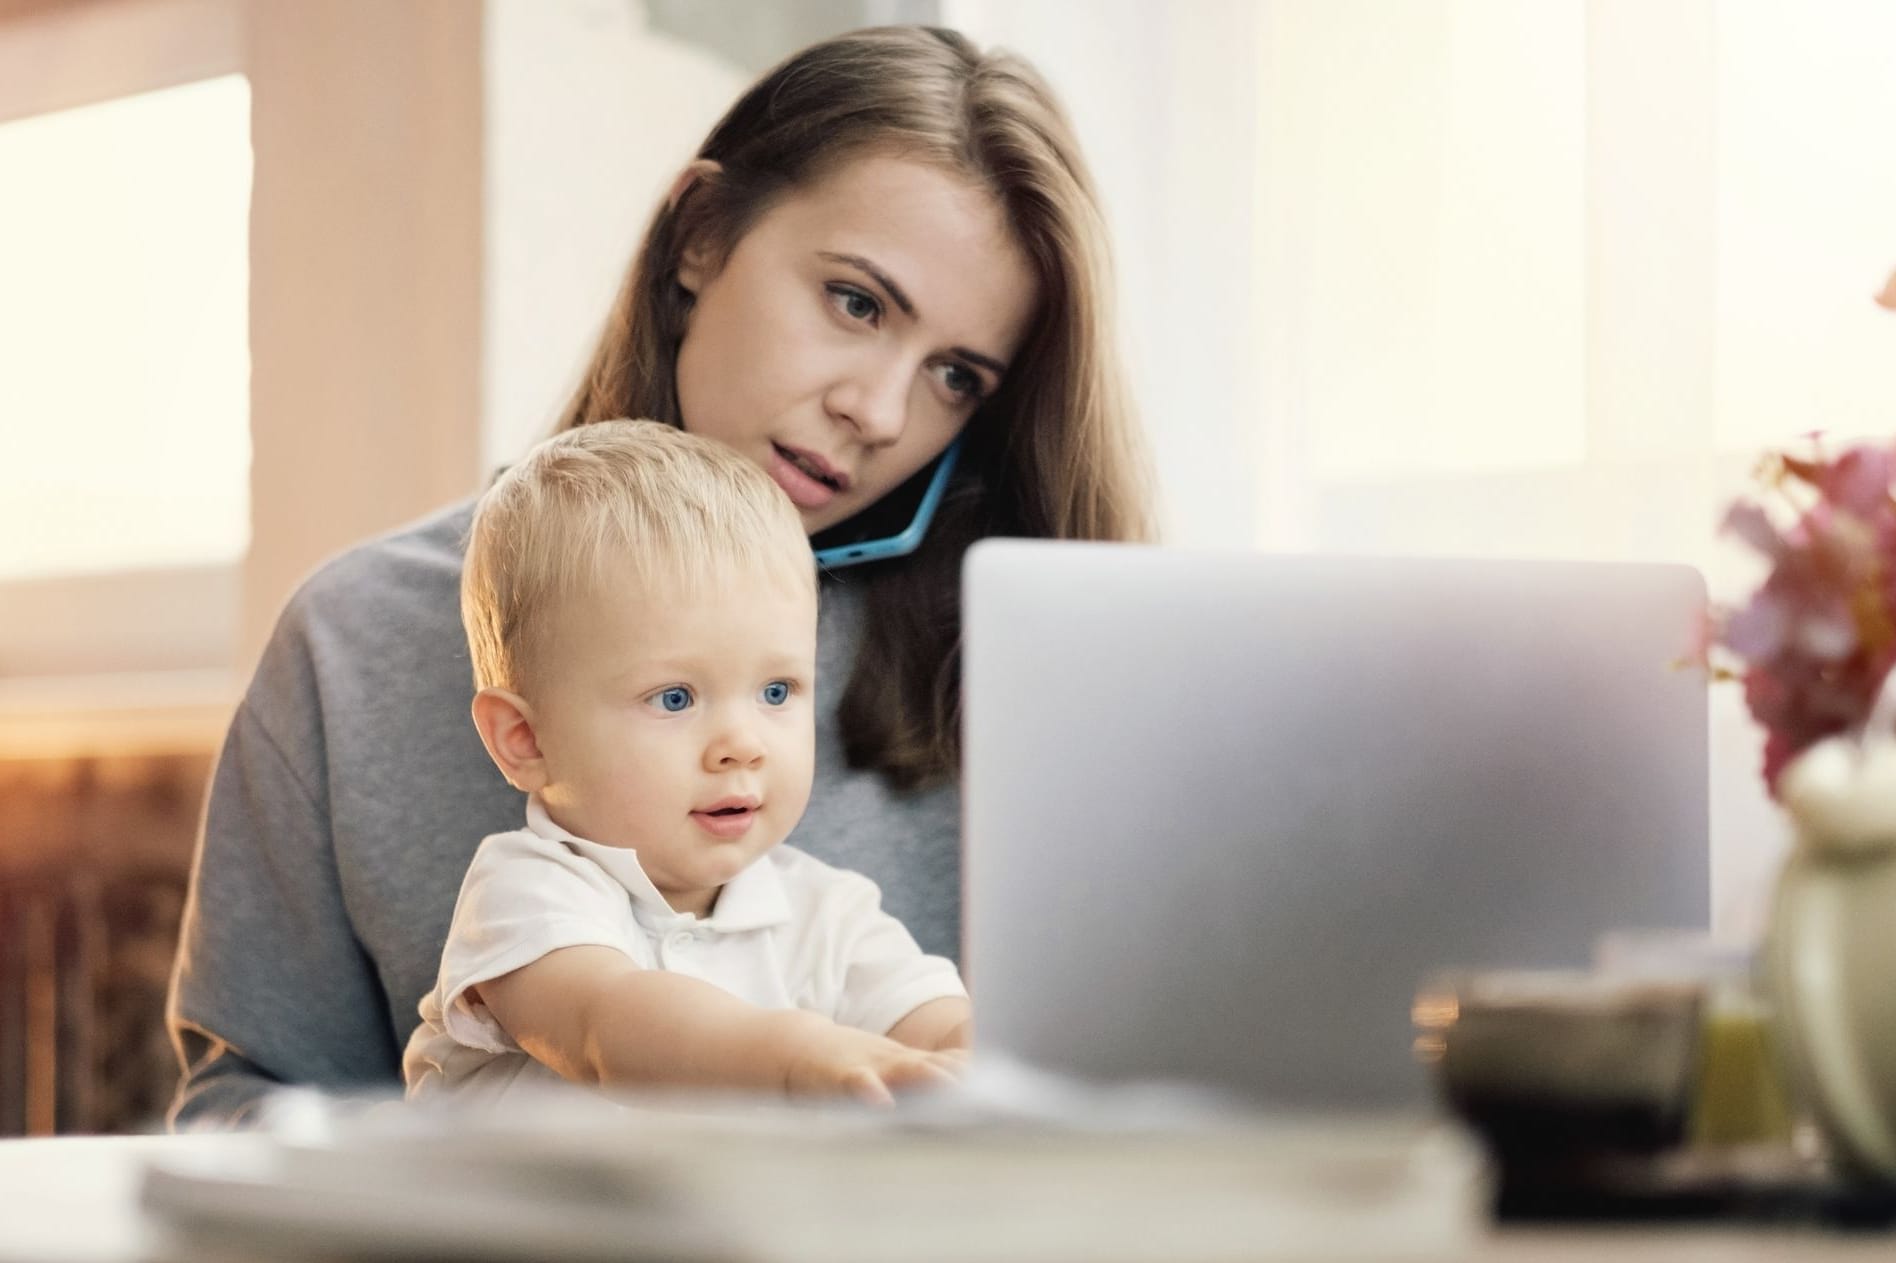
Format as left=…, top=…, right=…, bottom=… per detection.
left=165, top=603, right=399, bottom=1130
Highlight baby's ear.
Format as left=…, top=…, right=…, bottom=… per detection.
left=471, top=687, right=547, bottom=793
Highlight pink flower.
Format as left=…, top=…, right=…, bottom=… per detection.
left=1711, top=277, right=1896, bottom=797
left=1716, top=440, right=1896, bottom=796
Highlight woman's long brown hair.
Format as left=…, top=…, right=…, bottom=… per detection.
left=557, top=26, right=1154, bottom=788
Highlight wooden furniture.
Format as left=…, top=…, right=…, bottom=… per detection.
left=0, top=755, right=207, bottom=1136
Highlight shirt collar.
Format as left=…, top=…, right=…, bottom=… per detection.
left=524, top=796, right=791, bottom=932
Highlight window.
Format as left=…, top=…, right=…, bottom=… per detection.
left=0, top=0, right=246, bottom=754
left=1715, top=2, right=1896, bottom=450
left=0, top=74, right=251, bottom=583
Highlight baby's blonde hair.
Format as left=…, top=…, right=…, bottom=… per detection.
left=462, top=419, right=813, bottom=694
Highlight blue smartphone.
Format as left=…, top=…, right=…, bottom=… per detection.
left=810, top=439, right=962, bottom=570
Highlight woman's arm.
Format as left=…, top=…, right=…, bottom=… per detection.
left=478, top=945, right=958, bottom=1104
left=168, top=687, right=399, bottom=1128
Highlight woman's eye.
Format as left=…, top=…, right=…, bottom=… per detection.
left=827, top=284, right=881, bottom=326
left=937, top=361, right=985, bottom=403
left=651, top=686, right=693, bottom=713
left=760, top=680, right=793, bottom=706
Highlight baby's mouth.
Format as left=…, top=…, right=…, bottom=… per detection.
left=694, top=796, right=761, bottom=818
left=691, top=799, right=761, bottom=838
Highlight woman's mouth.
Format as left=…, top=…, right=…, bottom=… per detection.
left=769, top=443, right=845, bottom=510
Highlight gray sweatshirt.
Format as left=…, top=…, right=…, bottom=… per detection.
left=166, top=500, right=961, bottom=1128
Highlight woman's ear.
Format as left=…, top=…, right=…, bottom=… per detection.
left=669, top=159, right=723, bottom=295
left=471, top=687, right=549, bottom=793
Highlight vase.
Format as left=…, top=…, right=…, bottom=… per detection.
left=1765, top=739, right=1896, bottom=1182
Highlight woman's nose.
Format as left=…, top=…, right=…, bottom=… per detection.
left=828, top=354, right=910, bottom=446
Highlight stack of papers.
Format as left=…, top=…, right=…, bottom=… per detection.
left=141, top=1063, right=1488, bottom=1262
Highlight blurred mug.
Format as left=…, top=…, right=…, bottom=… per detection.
left=1414, top=969, right=1703, bottom=1155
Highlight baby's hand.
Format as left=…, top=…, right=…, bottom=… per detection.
left=778, top=1016, right=963, bottom=1106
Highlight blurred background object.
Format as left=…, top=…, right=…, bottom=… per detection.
left=0, top=753, right=204, bottom=1134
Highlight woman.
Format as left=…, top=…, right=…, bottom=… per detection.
left=167, top=25, right=1152, bottom=1128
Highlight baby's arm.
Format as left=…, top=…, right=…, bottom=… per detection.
left=886, top=996, right=972, bottom=1053
left=477, top=944, right=959, bottom=1105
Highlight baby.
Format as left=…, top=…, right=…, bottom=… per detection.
left=403, top=420, right=969, bottom=1106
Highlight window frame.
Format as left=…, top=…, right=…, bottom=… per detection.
left=0, top=0, right=486, bottom=758
left=0, top=0, right=247, bottom=754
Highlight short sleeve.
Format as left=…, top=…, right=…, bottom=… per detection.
left=824, top=871, right=968, bottom=1037
left=432, top=831, right=644, bottom=1053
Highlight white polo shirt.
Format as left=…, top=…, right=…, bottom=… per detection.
left=402, top=798, right=966, bottom=1104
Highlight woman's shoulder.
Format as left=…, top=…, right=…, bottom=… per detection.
left=295, top=499, right=473, bottom=611
left=248, top=498, right=476, bottom=709
left=223, top=498, right=483, bottom=805
left=274, top=499, right=474, bottom=643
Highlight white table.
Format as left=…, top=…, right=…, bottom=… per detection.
left=1, top=1134, right=1890, bottom=1263
left=0, top=1135, right=258, bottom=1263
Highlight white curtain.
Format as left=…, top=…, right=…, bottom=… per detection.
left=947, top=0, right=1896, bottom=941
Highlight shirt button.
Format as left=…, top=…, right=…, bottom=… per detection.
left=664, top=930, right=694, bottom=953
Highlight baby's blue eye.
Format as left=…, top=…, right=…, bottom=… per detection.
left=654, top=686, right=693, bottom=712
left=761, top=681, right=792, bottom=706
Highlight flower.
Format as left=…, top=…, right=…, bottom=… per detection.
left=1711, top=275, right=1896, bottom=795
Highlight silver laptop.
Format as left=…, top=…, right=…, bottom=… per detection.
left=961, top=541, right=1709, bottom=1111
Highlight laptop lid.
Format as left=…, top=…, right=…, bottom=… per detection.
left=961, top=541, right=1709, bottom=1111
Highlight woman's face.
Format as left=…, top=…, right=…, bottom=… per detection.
left=675, top=155, right=1039, bottom=535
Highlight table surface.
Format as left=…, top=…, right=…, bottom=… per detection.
left=4, top=1133, right=1892, bottom=1263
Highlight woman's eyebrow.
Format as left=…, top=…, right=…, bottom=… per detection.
left=821, top=251, right=915, bottom=316
left=954, top=345, right=1009, bottom=379
left=819, top=250, right=1011, bottom=377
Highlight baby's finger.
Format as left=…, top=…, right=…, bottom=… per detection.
left=882, top=1055, right=959, bottom=1093
left=843, top=1066, right=896, bottom=1108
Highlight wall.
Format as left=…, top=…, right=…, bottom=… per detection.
left=243, top=0, right=485, bottom=667
left=945, top=0, right=1266, bottom=548
left=479, top=0, right=938, bottom=472
left=479, top=0, right=743, bottom=471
